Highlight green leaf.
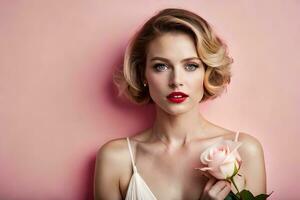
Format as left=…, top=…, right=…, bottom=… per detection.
left=239, top=189, right=256, bottom=200
left=224, top=191, right=240, bottom=200
left=254, top=191, right=274, bottom=200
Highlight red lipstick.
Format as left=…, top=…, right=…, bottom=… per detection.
left=167, top=92, right=189, bottom=103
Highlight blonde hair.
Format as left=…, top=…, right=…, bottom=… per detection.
left=113, top=8, right=233, bottom=105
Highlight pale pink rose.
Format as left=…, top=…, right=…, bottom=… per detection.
left=196, top=139, right=243, bottom=180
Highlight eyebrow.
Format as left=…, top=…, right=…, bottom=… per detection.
left=150, top=56, right=201, bottom=63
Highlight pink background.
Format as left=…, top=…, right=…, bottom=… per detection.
left=0, top=1, right=299, bottom=199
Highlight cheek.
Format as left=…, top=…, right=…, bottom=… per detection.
left=147, top=76, right=167, bottom=98
left=145, top=74, right=169, bottom=104
left=188, top=72, right=204, bottom=90
left=146, top=71, right=167, bottom=91
left=187, top=72, right=205, bottom=103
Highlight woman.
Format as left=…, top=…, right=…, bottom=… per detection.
left=94, top=8, right=267, bottom=200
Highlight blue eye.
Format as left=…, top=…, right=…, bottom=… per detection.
left=185, top=64, right=199, bottom=71
left=153, top=63, right=199, bottom=72
left=153, top=63, right=168, bottom=72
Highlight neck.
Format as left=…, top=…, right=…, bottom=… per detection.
left=151, top=105, right=208, bottom=149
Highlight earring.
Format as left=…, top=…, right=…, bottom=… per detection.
left=143, top=83, right=147, bottom=87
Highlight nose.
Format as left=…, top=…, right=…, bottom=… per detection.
left=168, top=67, right=184, bottom=88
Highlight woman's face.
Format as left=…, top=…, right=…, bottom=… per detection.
left=145, top=32, right=205, bottom=115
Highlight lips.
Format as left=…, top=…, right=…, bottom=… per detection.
left=167, top=92, right=188, bottom=98
left=167, top=92, right=189, bottom=103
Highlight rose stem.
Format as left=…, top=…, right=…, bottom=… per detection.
left=230, top=177, right=240, bottom=195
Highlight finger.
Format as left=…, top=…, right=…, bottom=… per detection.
left=203, top=177, right=217, bottom=193
left=217, top=182, right=232, bottom=199
left=196, top=170, right=215, bottom=180
left=201, top=178, right=217, bottom=199
left=209, top=180, right=229, bottom=196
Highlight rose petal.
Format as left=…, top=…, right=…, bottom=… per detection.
left=219, top=162, right=235, bottom=179
left=197, top=167, right=213, bottom=171
left=222, top=141, right=243, bottom=164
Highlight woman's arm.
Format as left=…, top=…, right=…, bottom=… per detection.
left=94, top=141, right=123, bottom=200
left=238, top=132, right=267, bottom=196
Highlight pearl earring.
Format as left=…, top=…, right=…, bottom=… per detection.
left=143, top=83, right=147, bottom=87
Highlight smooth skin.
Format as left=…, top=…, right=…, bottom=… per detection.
left=94, top=32, right=267, bottom=200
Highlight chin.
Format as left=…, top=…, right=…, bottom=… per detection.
left=165, top=109, right=189, bottom=116
left=157, top=101, right=194, bottom=116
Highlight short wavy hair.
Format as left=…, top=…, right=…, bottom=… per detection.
left=113, top=8, right=233, bottom=105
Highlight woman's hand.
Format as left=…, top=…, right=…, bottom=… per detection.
left=199, top=172, right=232, bottom=200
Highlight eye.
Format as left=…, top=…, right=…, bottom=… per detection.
left=185, top=63, right=199, bottom=71
left=153, top=63, right=168, bottom=72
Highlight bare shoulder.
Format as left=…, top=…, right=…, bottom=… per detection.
left=237, top=132, right=265, bottom=157
left=95, top=137, right=131, bottom=182
left=96, top=127, right=151, bottom=160
left=235, top=132, right=267, bottom=195
left=94, top=137, right=131, bottom=199
left=96, top=137, right=130, bottom=166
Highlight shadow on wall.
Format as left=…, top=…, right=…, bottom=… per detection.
left=84, top=152, right=97, bottom=200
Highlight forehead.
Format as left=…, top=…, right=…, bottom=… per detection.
left=146, top=32, right=198, bottom=59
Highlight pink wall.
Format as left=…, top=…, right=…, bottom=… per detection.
left=0, top=1, right=299, bottom=199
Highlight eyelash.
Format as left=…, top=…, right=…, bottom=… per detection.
left=153, top=63, right=199, bottom=72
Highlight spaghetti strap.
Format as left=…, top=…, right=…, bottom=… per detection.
left=126, top=137, right=138, bottom=173
left=234, top=131, right=240, bottom=142
left=125, top=137, right=158, bottom=200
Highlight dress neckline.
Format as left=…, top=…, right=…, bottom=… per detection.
left=125, top=131, right=240, bottom=199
